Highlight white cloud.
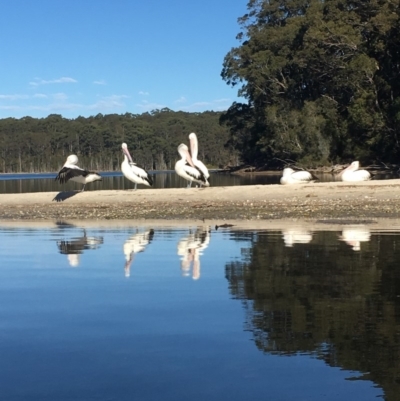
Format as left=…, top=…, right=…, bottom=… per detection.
left=138, top=91, right=149, bottom=96
left=53, top=92, right=68, bottom=101
left=174, top=96, right=187, bottom=104
left=0, top=94, right=29, bottom=100
left=93, top=79, right=106, bottom=85
left=136, top=100, right=166, bottom=112
left=0, top=105, right=22, bottom=110
left=29, top=77, right=78, bottom=86
left=0, top=93, right=130, bottom=118
left=180, top=98, right=233, bottom=112
left=88, top=95, right=129, bottom=111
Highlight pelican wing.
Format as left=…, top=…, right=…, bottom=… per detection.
left=55, top=166, right=87, bottom=184
left=184, top=163, right=206, bottom=181
left=194, top=160, right=210, bottom=180
left=292, top=171, right=313, bottom=182
left=355, top=170, right=371, bottom=181
left=129, top=164, right=153, bottom=186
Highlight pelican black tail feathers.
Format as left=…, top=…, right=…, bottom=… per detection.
left=146, top=174, right=154, bottom=187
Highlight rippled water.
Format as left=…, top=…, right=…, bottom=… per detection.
left=1, top=222, right=399, bottom=400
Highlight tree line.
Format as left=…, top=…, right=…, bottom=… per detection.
left=220, top=0, right=400, bottom=168
left=0, top=109, right=238, bottom=173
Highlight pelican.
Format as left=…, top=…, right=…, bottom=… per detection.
left=282, top=229, right=313, bottom=247
left=56, top=230, right=103, bottom=267
left=189, top=132, right=210, bottom=186
left=121, top=143, right=153, bottom=190
left=280, top=168, right=316, bottom=185
left=339, top=226, right=371, bottom=251
left=177, top=227, right=210, bottom=280
left=340, top=161, right=371, bottom=182
left=175, top=144, right=210, bottom=188
left=55, top=154, right=102, bottom=191
left=123, top=229, right=154, bottom=277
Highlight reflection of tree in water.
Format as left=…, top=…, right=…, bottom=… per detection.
left=225, top=230, right=400, bottom=401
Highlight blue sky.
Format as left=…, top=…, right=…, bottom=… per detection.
left=0, top=1, right=247, bottom=119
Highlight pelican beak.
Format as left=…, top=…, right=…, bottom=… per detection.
left=189, top=136, right=195, bottom=153
left=185, top=148, right=196, bottom=168
left=123, top=147, right=134, bottom=163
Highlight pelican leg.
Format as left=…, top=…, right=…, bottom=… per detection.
left=134, top=183, right=137, bottom=191
left=81, top=184, right=86, bottom=192
left=186, top=181, right=192, bottom=189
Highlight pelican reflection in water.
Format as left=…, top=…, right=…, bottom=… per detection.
left=57, top=229, right=104, bottom=266
left=282, top=228, right=313, bottom=247
left=177, top=227, right=210, bottom=280
left=123, top=229, right=155, bottom=277
left=339, top=226, right=371, bottom=251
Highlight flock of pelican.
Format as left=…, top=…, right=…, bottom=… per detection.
left=55, top=132, right=210, bottom=191
left=280, top=161, right=371, bottom=185
left=55, top=131, right=372, bottom=191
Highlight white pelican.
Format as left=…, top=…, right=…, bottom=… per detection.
left=56, top=230, right=104, bottom=267
left=177, top=227, right=210, bottom=280
left=339, top=226, right=371, bottom=251
left=189, top=132, right=210, bottom=186
left=282, top=229, right=313, bottom=247
left=340, top=161, right=371, bottom=182
left=280, top=168, right=316, bottom=185
left=55, top=154, right=102, bottom=191
left=175, top=144, right=210, bottom=188
left=123, top=229, right=154, bottom=277
left=121, top=143, right=153, bottom=190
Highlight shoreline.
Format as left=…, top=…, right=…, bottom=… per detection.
left=1, top=179, right=400, bottom=221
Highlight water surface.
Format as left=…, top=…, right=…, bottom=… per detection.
left=0, top=222, right=399, bottom=400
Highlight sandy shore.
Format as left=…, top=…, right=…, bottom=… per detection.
left=1, top=179, right=400, bottom=223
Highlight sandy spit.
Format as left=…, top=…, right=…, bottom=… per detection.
left=1, top=180, right=400, bottom=223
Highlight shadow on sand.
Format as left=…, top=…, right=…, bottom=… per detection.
left=52, top=190, right=81, bottom=202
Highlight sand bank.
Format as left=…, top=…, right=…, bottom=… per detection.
left=1, top=179, right=400, bottom=221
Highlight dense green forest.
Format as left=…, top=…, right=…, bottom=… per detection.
left=0, top=110, right=237, bottom=173
left=221, top=0, right=400, bottom=166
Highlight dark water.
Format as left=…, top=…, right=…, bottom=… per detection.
left=1, top=222, right=400, bottom=400
left=1, top=171, right=399, bottom=194
left=0, top=171, right=283, bottom=193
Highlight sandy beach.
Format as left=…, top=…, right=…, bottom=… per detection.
left=1, top=179, right=400, bottom=224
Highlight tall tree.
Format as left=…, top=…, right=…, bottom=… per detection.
left=221, top=0, right=400, bottom=166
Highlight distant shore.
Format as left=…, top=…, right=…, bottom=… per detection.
left=1, top=179, right=400, bottom=221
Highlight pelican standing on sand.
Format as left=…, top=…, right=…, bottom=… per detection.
left=175, top=144, right=210, bottom=188
left=55, top=154, right=102, bottom=191
left=121, top=143, right=153, bottom=190
left=189, top=132, right=210, bottom=186
left=340, top=161, right=371, bottom=182
left=280, top=168, right=315, bottom=185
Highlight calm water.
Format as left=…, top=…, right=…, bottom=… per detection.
left=0, top=171, right=283, bottom=193
left=1, top=222, right=399, bottom=400
left=1, top=171, right=399, bottom=194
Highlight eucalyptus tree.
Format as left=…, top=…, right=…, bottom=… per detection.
left=221, top=0, right=400, bottom=166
